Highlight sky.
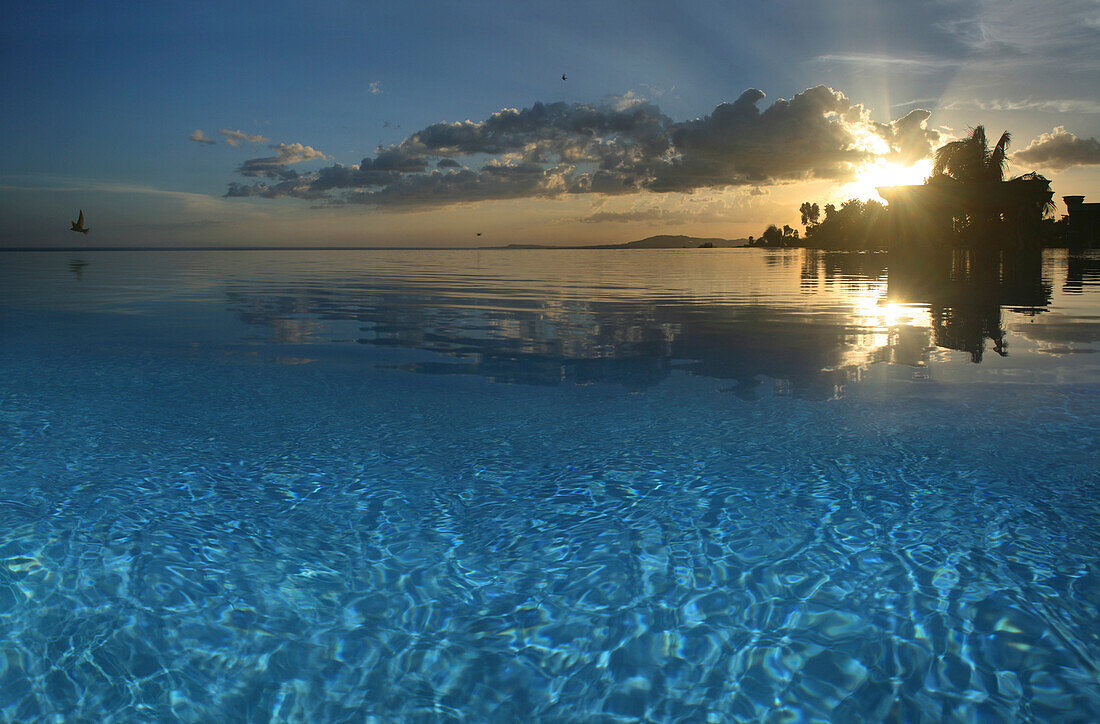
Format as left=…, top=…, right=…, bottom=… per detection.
left=2, top=0, right=1099, bottom=247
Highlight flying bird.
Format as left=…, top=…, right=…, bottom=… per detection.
left=70, top=210, right=89, bottom=234
left=562, top=73, right=567, bottom=81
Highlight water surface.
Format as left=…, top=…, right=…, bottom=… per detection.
left=1, top=248, right=1098, bottom=721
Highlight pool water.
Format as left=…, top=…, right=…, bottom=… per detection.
left=1, top=248, right=1098, bottom=721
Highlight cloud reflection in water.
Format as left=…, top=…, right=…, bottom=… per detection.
left=215, top=248, right=1083, bottom=399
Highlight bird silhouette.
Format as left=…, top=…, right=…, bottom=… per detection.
left=476, top=232, right=482, bottom=236
left=562, top=73, right=567, bottom=81
left=70, top=210, right=89, bottom=234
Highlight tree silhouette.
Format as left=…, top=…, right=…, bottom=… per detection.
left=760, top=224, right=783, bottom=246
left=803, top=198, right=886, bottom=250
left=932, top=125, right=1011, bottom=183
left=923, top=126, right=1055, bottom=242
left=799, top=202, right=820, bottom=228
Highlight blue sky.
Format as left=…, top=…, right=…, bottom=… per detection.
left=2, top=0, right=1099, bottom=246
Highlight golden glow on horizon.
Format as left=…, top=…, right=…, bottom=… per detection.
left=842, top=158, right=934, bottom=203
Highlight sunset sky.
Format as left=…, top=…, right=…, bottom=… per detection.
left=2, top=0, right=1099, bottom=247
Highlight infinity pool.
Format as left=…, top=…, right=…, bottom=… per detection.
left=1, top=248, right=1098, bottom=721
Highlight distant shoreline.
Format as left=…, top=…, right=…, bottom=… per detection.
left=495, top=235, right=749, bottom=250
left=0, top=246, right=741, bottom=252
left=0, top=246, right=480, bottom=252
left=0, top=235, right=751, bottom=253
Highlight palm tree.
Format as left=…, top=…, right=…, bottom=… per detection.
left=927, top=126, right=1055, bottom=244
left=932, top=125, right=1011, bottom=183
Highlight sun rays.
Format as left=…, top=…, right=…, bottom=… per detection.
left=841, top=158, right=934, bottom=203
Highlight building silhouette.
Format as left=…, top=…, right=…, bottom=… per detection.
left=1063, top=196, right=1099, bottom=249
left=878, top=176, right=1054, bottom=250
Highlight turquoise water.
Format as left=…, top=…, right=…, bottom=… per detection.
left=1, top=248, right=1098, bottom=721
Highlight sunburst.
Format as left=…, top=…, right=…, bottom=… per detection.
left=841, top=158, right=933, bottom=203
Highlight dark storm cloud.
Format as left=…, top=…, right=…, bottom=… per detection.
left=224, top=88, right=941, bottom=208
left=1013, top=126, right=1100, bottom=171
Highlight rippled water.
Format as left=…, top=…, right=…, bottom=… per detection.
left=1, top=248, right=1098, bottom=721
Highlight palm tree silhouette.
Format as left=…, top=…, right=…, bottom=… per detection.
left=932, top=125, right=1011, bottom=183
left=924, top=126, right=1055, bottom=243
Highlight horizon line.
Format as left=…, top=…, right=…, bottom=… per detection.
left=0, top=245, right=551, bottom=253
left=0, top=243, right=751, bottom=253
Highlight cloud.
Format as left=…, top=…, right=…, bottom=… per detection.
left=1013, top=126, right=1100, bottom=170
left=891, top=98, right=940, bottom=109
left=0, top=174, right=229, bottom=201
left=939, top=1, right=1100, bottom=60
left=225, top=179, right=315, bottom=199
left=369, top=81, right=383, bottom=95
left=224, top=87, right=941, bottom=209
left=649, top=87, right=939, bottom=192
left=874, top=109, right=941, bottom=165
left=189, top=129, right=216, bottom=145
left=638, top=83, right=675, bottom=99
left=578, top=203, right=732, bottom=224
left=813, top=53, right=959, bottom=71
left=348, top=160, right=571, bottom=207
left=219, top=128, right=269, bottom=146
left=579, top=209, right=673, bottom=223
left=271, top=142, right=330, bottom=164
left=237, top=142, right=333, bottom=179
left=943, top=98, right=1100, bottom=115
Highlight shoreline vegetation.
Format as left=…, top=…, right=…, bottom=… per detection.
left=752, top=125, right=1070, bottom=252
left=505, top=125, right=1081, bottom=254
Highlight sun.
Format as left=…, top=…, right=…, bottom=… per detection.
left=841, top=159, right=933, bottom=203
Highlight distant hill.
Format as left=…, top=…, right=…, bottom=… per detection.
left=496, top=235, right=749, bottom=250
left=612, top=234, right=748, bottom=249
